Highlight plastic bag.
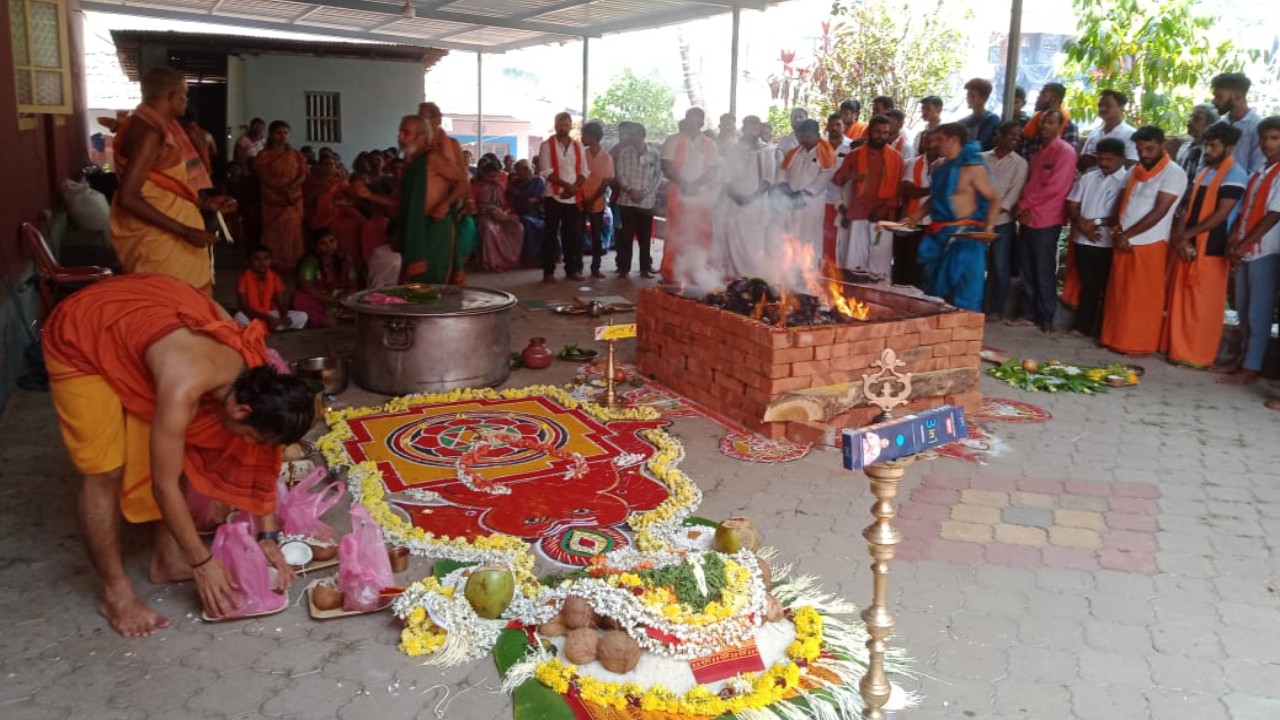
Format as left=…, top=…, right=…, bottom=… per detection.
left=277, top=466, right=344, bottom=542
left=185, top=482, right=222, bottom=533
left=208, top=520, right=283, bottom=617
left=60, top=178, right=111, bottom=232
left=337, top=504, right=395, bottom=612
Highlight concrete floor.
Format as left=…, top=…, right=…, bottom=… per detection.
left=3, top=263, right=1280, bottom=719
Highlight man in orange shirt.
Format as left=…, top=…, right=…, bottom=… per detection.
left=43, top=274, right=315, bottom=636
left=581, top=121, right=616, bottom=279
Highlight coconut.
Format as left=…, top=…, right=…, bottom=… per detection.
left=311, top=582, right=344, bottom=611
left=756, top=556, right=773, bottom=586
left=765, top=594, right=784, bottom=622
left=308, top=542, right=339, bottom=562
left=563, top=627, right=599, bottom=665
left=714, top=517, right=761, bottom=553
left=597, top=630, right=641, bottom=673
left=282, top=443, right=306, bottom=461
left=540, top=612, right=567, bottom=637
left=593, top=611, right=622, bottom=630
left=1022, top=359, right=1040, bottom=372
left=463, top=565, right=515, bottom=620
left=561, top=595, right=594, bottom=629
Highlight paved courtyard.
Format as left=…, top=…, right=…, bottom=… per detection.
left=2, top=266, right=1279, bottom=719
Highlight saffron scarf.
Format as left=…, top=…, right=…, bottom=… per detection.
left=1023, top=108, right=1071, bottom=139
left=781, top=139, right=837, bottom=171
left=1118, top=151, right=1172, bottom=226
left=905, top=156, right=929, bottom=217
left=839, top=144, right=904, bottom=202
left=1184, top=156, right=1234, bottom=286
left=113, top=104, right=202, bottom=203
left=547, top=136, right=584, bottom=201
left=1236, top=162, right=1280, bottom=253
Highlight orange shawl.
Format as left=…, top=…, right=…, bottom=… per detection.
left=837, top=144, right=904, bottom=202
left=781, top=139, right=837, bottom=171
left=1236, top=163, right=1280, bottom=253
left=113, top=104, right=204, bottom=203
left=1118, top=152, right=1171, bottom=225
left=548, top=136, right=585, bottom=202
left=43, top=274, right=284, bottom=516
left=1023, top=108, right=1071, bottom=139
left=1184, top=156, right=1235, bottom=285
left=845, top=122, right=868, bottom=140
left=905, top=156, right=929, bottom=217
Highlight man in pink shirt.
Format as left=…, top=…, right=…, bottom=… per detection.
left=1012, top=109, right=1077, bottom=332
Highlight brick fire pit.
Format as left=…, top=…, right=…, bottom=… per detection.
left=635, top=285, right=984, bottom=446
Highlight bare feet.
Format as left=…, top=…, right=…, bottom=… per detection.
left=985, top=313, right=1003, bottom=323
left=1218, top=369, right=1259, bottom=386
left=1210, top=363, right=1241, bottom=375
left=100, top=592, right=171, bottom=638
left=149, top=555, right=194, bottom=584
left=1265, top=398, right=1280, bottom=411
left=1065, top=329, right=1086, bottom=338
left=1006, top=318, right=1037, bottom=328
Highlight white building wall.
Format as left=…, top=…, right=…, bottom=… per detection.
left=240, top=54, right=424, bottom=159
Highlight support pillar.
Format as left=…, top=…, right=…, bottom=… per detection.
left=581, top=36, right=590, bottom=124
left=476, top=51, right=484, bottom=157
left=1001, top=0, right=1024, bottom=120
left=729, top=7, right=741, bottom=118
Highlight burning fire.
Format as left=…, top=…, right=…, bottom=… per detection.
left=780, top=235, right=871, bottom=322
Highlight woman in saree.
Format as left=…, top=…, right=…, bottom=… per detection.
left=255, top=121, right=309, bottom=270
left=505, top=159, right=546, bottom=267
left=306, top=154, right=368, bottom=266
left=471, top=157, right=524, bottom=272
left=292, top=228, right=359, bottom=328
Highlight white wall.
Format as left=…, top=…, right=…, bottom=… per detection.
left=238, top=53, right=424, bottom=159
left=225, top=54, right=246, bottom=159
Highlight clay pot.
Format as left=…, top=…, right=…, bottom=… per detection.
left=388, top=545, right=410, bottom=573
left=309, top=542, right=339, bottom=562
left=521, top=338, right=553, bottom=369
left=312, top=583, right=344, bottom=611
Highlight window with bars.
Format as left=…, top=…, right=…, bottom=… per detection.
left=9, top=0, right=73, bottom=115
left=305, top=91, right=342, bottom=143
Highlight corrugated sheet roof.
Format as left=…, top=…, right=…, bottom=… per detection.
left=83, top=0, right=778, bottom=54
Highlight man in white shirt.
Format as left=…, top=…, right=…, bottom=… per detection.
left=981, top=121, right=1029, bottom=320
left=1078, top=89, right=1138, bottom=171
left=776, top=119, right=837, bottom=276
left=1218, top=115, right=1280, bottom=397
left=719, top=115, right=776, bottom=280
left=1101, top=125, right=1188, bottom=355
left=1065, top=138, right=1129, bottom=337
left=660, top=107, right=720, bottom=283
left=824, top=113, right=854, bottom=271
left=538, top=112, right=589, bottom=282
left=886, top=109, right=914, bottom=161
left=1211, top=72, right=1266, bottom=174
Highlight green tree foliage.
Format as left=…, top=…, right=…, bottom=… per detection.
left=589, top=68, right=678, bottom=138
left=770, top=1, right=966, bottom=126
left=1061, top=0, right=1242, bottom=131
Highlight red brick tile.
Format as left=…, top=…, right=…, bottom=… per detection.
left=898, top=501, right=953, bottom=522
left=769, top=331, right=793, bottom=349
left=921, top=328, right=954, bottom=346
left=763, top=376, right=812, bottom=394
left=1099, top=548, right=1158, bottom=575
left=791, top=360, right=829, bottom=376
left=1108, top=497, right=1159, bottom=515
left=1105, top=512, right=1158, bottom=533
left=952, top=325, right=985, bottom=341
left=927, top=539, right=986, bottom=565
left=813, top=344, right=833, bottom=361
left=985, top=543, right=1043, bottom=567
left=774, top=347, right=815, bottom=364
left=933, top=341, right=971, bottom=358
left=920, top=474, right=973, bottom=490
left=936, top=312, right=966, bottom=329
left=1064, top=480, right=1113, bottom=497
left=910, top=487, right=959, bottom=505
left=965, top=340, right=983, bottom=355
left=794, top=328, right=836, bottom=348
left=1041, top=545, right=1101, bottom=571
left=848, top=338, right=889, bottom=356
left=1111, top=482, right=1161, bottom=500
left=1017, top=478, right=1065, bottom=494
left=1104, top=530, right=1159, bottom=553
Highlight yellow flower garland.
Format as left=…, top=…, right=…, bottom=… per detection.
left=533, top=605, right=824, bottom=716
left=399, top=578, right=453, bottom=656
left=318, top=385, right=698, bottom=605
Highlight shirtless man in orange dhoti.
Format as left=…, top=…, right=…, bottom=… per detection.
left=111, top=68, right=236, bottom=295
left=43, top=274, right=316, bottom=636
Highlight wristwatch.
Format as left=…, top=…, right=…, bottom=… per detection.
left=257, top=530, right=282, bottom=543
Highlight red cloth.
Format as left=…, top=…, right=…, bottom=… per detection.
left=43, top=274, right=285, bottom=516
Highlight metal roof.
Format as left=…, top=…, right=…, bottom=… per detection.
left=83, top=0, right=777, bottom=54
left=110, top=30, right=448, bottom=82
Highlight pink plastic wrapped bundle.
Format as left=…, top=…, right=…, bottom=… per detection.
left=337, top=504, right=395, bottom=611
left=208, top=520, right=285, bottom=618
left=185, top=482, right=222, bottom=533
left=277, top=466, right=344, bottom=542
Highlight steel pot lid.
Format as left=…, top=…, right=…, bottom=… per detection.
left=343, top=284, right=517, bottom=317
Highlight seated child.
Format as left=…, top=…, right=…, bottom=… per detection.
left=235, top=245, right=308, bottom=331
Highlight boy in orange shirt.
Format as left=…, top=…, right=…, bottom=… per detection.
left=235, top=245, right=307, bottom=331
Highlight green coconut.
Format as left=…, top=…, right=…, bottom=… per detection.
left=714, top=517, right=761, bottom=553
left=463, top=565, right=515, bottom=619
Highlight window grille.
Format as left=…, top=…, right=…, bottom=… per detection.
left=305, top=91, right=341, bottom=143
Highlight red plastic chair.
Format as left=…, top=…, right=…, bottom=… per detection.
left=20, top=221, right=114, bottom=318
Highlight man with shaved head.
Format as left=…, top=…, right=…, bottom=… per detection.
left=111, top=67, right=236, bottom=295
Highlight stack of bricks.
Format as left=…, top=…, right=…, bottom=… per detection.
left=635, top=286, right=983, bottom=446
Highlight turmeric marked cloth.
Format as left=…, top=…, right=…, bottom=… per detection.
left=43, top=274, right=284, bottom=522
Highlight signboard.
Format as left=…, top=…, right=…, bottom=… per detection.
left=841, top=405, right=968, bottom=470
left=594, top=323, right=637, bottom=341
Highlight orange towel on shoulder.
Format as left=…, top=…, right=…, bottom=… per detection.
left=43, top=274, right=284, bottom=520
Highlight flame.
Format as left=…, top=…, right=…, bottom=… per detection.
left=776, top=234, right=871, bottom=323
left=751, top=293, right=767, bottom=321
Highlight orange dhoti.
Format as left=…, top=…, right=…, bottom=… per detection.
left=1160, top=254, right=1230, bottom=367
left=659, top=189, right=714, bottom=283
left=1059, top=241, right=1081, bottom=308
left=42, top=274, right=283, bottom=523
left=1101, top=242, right=1169, bottom=355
